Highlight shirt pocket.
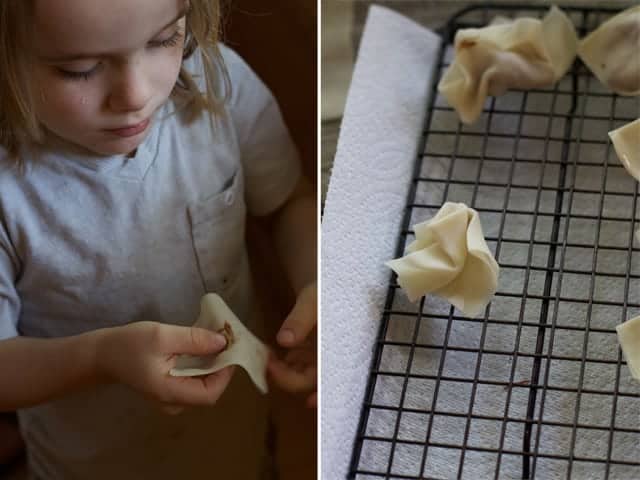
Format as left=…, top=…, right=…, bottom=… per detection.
left=188, top=170, right=246, bottom=294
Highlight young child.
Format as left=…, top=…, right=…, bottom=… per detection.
left=0, top=0, right=317, bottom=478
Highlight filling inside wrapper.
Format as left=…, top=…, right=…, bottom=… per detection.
left=171, top=294, right=269, bottom=394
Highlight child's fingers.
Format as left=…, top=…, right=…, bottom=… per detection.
left=162, top=325, right=228, bottom=356
left=267, top=357, right=316, bottom=393
left=162, top=366, right=235, bottom=406
left=201, top=365, right=236, bottom=395
left=284, top=346, right=315, bottom=366
left=277, top=286, right=317, bottom=348
left=160, top=404, right=185, bottom=415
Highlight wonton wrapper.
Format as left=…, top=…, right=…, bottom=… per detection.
left=386, top=202, right=499, bottom=318
left=609, top=118, right=640, bottom=182
left=609, top=118, right=640, bottom=243
left=578, top=6, right=640, bottom=96
left=170, top=294, right=269, bottom=394
left=616, top=315, right=640, bottom=381
left=438, top=6, right=577, bottom=124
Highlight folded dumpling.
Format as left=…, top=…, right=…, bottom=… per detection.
left=438, top=6, right=577, bottom=124
left=171, top=294, right=269, bottom=394
left=609, top=118, right=640, bottom=244
left=609, top=118, right=640, bottom=182
left=578, top=6, right=640, bottom=96
left=616, top=315, right=640, bottom=381
left=386, top=202, right=499, bottom=318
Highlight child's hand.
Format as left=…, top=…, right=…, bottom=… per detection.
left=268, top=282, right=317, bottom=407
left=97, top=321, right=234, bottom=414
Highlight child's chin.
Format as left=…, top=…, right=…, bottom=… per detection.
left=89, top=137, right=146, bottom=157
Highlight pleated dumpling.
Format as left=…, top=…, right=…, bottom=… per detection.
left=386, top=202, right=499, bottom=318
left=438, top=6, right=578, bottom=124
left=609, top=118, right=640, bottom=182
left=616, top=315, right=640, bottom=381
left=578, top=6, right=640, bottom=96
left=609, top=118, right=640, bottom=244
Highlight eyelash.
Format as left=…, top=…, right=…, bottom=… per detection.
left=59, top=66, right=100, bottom=81
left=151, top=30, right=183, bottom=48
left=58, top=29, right=184, bottom=81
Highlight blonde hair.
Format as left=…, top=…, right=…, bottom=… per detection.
left=0, top=0, right=230, bottom=160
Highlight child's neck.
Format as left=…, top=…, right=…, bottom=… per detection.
left=41, top=131, right=137, bottom=160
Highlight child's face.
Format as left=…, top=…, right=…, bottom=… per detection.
left=30, top=0, right=187, bottom=156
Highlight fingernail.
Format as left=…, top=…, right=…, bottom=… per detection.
left=277, top=329, right=295, bottom=345
left=212, top=333, right=227, bottom=350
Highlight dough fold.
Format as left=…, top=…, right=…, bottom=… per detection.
left=170, top=294, right=269, bottom=394
left=609, top=118, right=640, bottom=182
left=438, top=6, right=577, bottom=124
left=616, top=315, right=640, bottom=381
left=387, top=202, right=499, bottom=317
left=578, top=6, right=640, bottom=96
left=609, top=118, right=640, bottom=243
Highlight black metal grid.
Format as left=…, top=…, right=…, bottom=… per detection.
left=348, top=4, right=640, bottom=479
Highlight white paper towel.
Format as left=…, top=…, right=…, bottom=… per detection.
left=322, top=5, right=640, bottom=480
left=321, top=6, right=441, bottom=479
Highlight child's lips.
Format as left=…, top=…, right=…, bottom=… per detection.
left=105, top=118, right=150, bottom=137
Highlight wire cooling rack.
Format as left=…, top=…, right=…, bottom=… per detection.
left=348, top=4, right=640, bottom=479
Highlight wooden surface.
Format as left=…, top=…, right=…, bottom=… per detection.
left=226, top=0, right=317, bottom=183
left=321, top=119, right=340, bottom=213
left=226, top=3, right=317, bottom=479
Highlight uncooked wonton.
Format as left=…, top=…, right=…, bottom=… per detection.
left=386, top=202, right=499, bottom=318
left=578, top=6, right=640, bottom=96
left=438, top=6, right=578, bottom=124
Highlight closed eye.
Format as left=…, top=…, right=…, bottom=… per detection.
left=53, top=19, right=184, bottom=82
left=57, top=63, right=102, bottom=81
left=148, top=28, right=184, bottom=49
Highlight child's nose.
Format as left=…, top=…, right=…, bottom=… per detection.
left=108, top=61, right=152, bottom=114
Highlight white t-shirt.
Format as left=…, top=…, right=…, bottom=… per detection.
left=0, top=44, right=301, bottom=479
